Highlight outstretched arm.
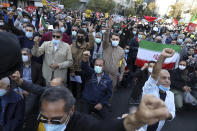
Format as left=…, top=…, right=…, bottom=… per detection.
left=152, top=48, right=175, bottom=80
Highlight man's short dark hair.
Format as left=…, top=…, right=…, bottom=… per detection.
left=40, top=87, right=76, bottom=112
left=77, top=28, right=86, bottom=36
left=148, top=61, right=156, bottom=65
left=26, top=24, right=35, bottom=31
left=179, top=59, right=187, bottom=64
left=94, top=58, right=105, bottom=65
left=111, top=33, right=120, bottom=37
left=53, top=22, right=59, bottom=29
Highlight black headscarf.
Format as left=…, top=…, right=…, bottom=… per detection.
left=0, top=32, right=22, bottom=78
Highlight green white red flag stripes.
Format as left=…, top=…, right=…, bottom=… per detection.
left=39, top=15, right=47, bottom=29
left=135, top=40, right=181, bottom=69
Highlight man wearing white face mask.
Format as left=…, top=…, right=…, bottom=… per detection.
left=80, top=51, right=112, bottom=119
left=140, top=48, right=176, bottom=131
left=170, top=60, right=197, bottom=110
left=103, top=19, right=125, bottom=91
left=21, top=48, right=44, bottom=130
left=21, top=48, right=43, bottom=85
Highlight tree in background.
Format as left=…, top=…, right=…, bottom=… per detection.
left=190, top=7, right=197, bottom=21
left=144, top=2, right=156, bottom=16
left=87, top=0, right=116, bottom=13
left=169, top=2, right=183, bottom=20
left=60, top=0, right=80, bottom=9
left=125, top=7, right=135, bottom=16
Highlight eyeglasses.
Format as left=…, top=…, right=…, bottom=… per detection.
left=22, top=53, right=28, bottom=55
left=53, top=35, right=61, bottom=39
left=37, top=113, right=70, bottom=125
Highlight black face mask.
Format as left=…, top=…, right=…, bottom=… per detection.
left=77, top=36, right=84, bottom=43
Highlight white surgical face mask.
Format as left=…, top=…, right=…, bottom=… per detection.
left=179, top=65, right=186, bottom=70
left=95, top=38, right=102, bottom=44
left=178, top=38, right=183, bottom=43
left=0, top=89, right=7, bottom=97
left=22, top=55, right=29, bottom=63
left=0, top=22, right=4, bottom=26
left=186, top=43, right=191, bottom=46
left=44, top=114, right=70, bottom=131
left=72, top=31, right=77, bottom=36
left=112, top=41, right=119, bottom=47
left=158, top=85, right=170, bottom=92
left=94, top=66, right=102, bottom=74
left=148, top=67, right=153, bottom=73
left=102, top=30, right=106, bottom=34
left=60, top=27, right=65, bottom=33
left=138, top=34, right=143, bottom=39
left=44, top=123, right=67, bottom=131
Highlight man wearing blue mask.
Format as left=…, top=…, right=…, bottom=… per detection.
left=140, top=48, right=176, bottom=131
left=71, top=25, right=78, bottom=43
left=18, top=24, right=35, bottom=49
left=0, top=77, right=25, bottom=131
left=103, top=19, right=125, bottom=91
left=36, top=86, right=172, bottom=131
left=91, top=32, right=103, bottom=61
left=80, top=51, right=112, bottom=119
left=32, top=29, right=73, bottom=85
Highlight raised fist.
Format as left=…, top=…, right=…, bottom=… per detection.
left=161, top=48, right=175, bottom=58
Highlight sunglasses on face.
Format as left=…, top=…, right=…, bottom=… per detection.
left=53, top=35, right=61, bottom=39
left=37, top=113, right=67, bottom=125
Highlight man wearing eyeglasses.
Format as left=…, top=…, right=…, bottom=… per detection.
left=32, top=29, right=73, bottom=85
left=36, top=87, right=171, bottom=131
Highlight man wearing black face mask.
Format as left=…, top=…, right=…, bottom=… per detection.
left=70, top=25, right=94, bottom=98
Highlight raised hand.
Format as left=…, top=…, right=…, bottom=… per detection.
left=108, top=17, right=113, bottom=29
left=82, top=51, right=91, bottom=62
left=10, top=71, right=23, bottom=85
left=88, top=23, right=94, bottom=33
left=161, top=48, right=175, bottom=58
left=34, top=36, right=41, bottom=47
left=124, top=95, right=170, bottom=131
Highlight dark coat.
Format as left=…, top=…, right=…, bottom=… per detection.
left=20, top=62, right=44, bottom=86
left=81, top=61, right=112, bottom=105
left=20, top=80, right=125, bottom=131
left=65, top=111, right=125, bottom=131
left=128, top=36, right=139, bottom=58
left=170, top=69, right=190, bottom=91
left=130, top=69, right=149, bottom=100
left=0, top=89, right=25, bottom=131
left=188, top=73, right=197, bottom=91
left=20, top=80, right=46, bottom=96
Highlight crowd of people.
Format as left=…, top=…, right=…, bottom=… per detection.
left=0, top=5, right=197, bottom=131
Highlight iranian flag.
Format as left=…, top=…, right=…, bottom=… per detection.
left=39, top=15, right=47, bottom=29
left=135, top=40, right=181, bottom=70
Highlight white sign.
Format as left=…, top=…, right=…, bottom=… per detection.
left=34, top=2, right=43, bottom=7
